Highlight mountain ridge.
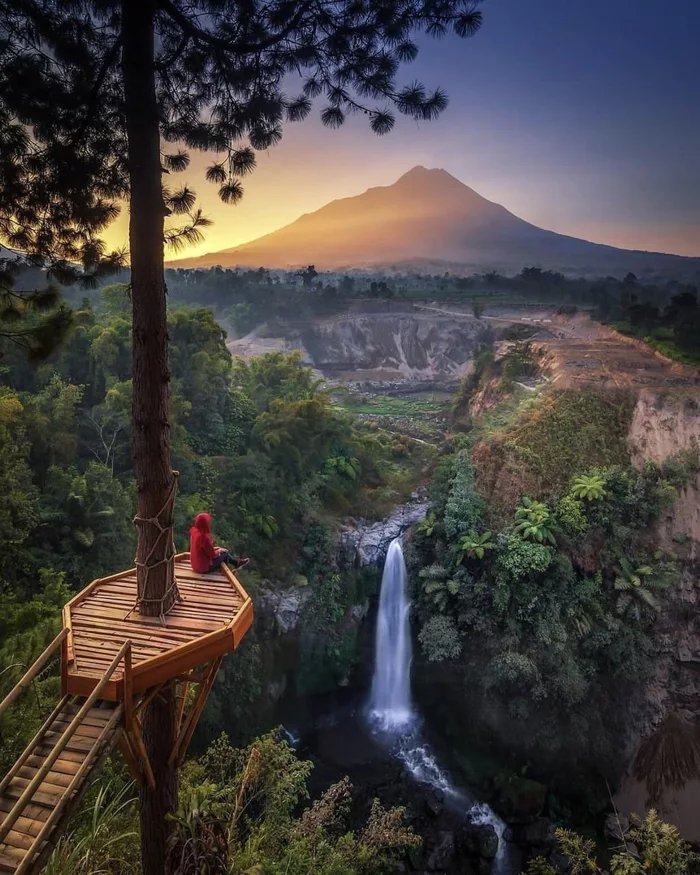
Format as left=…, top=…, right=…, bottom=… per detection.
left=169, top=167, right=700, bottom=278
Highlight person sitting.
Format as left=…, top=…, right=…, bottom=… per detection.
left=189, top=512, right=249, bottom=574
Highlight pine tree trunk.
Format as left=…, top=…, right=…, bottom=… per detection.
left=121, top=0, right=178, bottom=871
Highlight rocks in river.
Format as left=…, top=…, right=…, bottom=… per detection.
left=455, top=822, right=499, bottom=860
left=340, top=496, right=429, bottom=567
left=508, top=816, right=555, bottom=847
left=424, top=787, right=446, bottom=817
left=604, top=811, right=630, bottom=841
left=426, top=831, right=456, bottom=870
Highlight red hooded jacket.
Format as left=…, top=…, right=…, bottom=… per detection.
left=189, top=513, right=217, bottom=573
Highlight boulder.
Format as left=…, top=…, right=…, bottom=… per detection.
left=426, top=830, right=456, bottom=871
left=455, top=822, right=499, bottom=860
left=339, top=499, right=429, bottom=567
left=424, top=787, right=446, bottom=817
left=494, top=774, right=547, bottom=823
left=258, top=586, right=313, bottom=634
left=509, top=817, right=555, bottom=847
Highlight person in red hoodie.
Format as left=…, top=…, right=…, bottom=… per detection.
left=189, top=512, right=249, bottom=574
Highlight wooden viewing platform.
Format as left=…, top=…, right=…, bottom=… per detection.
left=63, top=553, right=253, bottom=698
left=0, top=554, right=253, bottom=873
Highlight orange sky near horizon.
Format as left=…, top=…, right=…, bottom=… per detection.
left=102, top=129, right=700, bottom=263
left=98, top=0, right=700, bottom=266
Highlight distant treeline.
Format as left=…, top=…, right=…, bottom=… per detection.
left=155, top=265, right=698, bottom=356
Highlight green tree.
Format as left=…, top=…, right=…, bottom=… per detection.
left=514, top=497, right=556, bottom=544
left=444, top=450, right=485, bottom=539
left=613, top=557, right=669, bottom=619
left=0, top=390, right=39, bottom=584
left=527, top=809, right=699, bottom=875
left=457, top=529, right=494, bottom=561
left=418, top=615, right=462, bottom=662
left=571, top=472, right=607, bottom=501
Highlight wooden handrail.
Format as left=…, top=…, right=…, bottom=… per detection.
left=14, top=703, right=125, bottom=875
left=0, top=639, right=131, bottom=847
left=0, top=695, right=71, bottom=797
left=0, top=629, right=68, bottom=720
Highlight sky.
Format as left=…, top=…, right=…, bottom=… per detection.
left=107, top=0, right=700, bottom=259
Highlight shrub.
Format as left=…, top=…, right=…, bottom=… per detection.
left=419, top=615, right=462, bottom=662
left=555, top=494, right=588, bottom=536
left=513, top=497, right=556, bottom=544
left=443, top=450, right=485, bottom=539
left=570, top=472, right=607, bottom=501
left=495, top=533, right=553, bottom=583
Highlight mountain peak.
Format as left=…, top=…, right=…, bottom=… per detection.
left=396, top=165, right=457, bottom=183
left=168, top=167, right=697, bottom=276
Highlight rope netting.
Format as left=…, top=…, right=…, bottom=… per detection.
left=129, top=471, right=183, bottom=622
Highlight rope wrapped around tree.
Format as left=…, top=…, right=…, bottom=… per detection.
left=129, top=471, right=183, bottom=623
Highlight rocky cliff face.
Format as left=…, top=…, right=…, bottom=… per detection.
left=339, top=497, right=429, bottom=567
left=615, top=388, right=700, bottom=840
left=299, top=312, right=489, bottom=381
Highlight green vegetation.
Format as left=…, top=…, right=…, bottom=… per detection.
left=336, top=390, right=450, bottom=444
left=44, top=732, right=418, bottom=874
left=604, top=283, right=700, bottom=366
left=411, top=370, right=698, bottom=804
left=0, top=290, right=420, bottom=757
left=527, top=810, right=699, bottom=875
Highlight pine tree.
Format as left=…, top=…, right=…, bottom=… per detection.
left=0, top=1, right=483, bottom=870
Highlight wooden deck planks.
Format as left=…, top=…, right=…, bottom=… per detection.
left=64, top=556, right=251, bottom=703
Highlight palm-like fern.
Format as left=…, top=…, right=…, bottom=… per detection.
left=419, top=564, right=460, bottom=613
left=416, top=513, right=438, bottom=538
left=614, top=557, right=668, bottom=618
left=457, top=530, right=494, bottom=561
left=514, top=497, right=556, bottom=545
left=570, top=473, right=607, bottom=502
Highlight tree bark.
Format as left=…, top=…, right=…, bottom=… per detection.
left=121, top=0, right=178, bottom=871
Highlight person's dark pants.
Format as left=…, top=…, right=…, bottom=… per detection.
left=209, top=550, right=232, bottom=571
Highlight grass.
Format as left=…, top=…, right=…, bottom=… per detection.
left=337, top=392, right=451, bottom=417
left=336, top=390, right=452, bottom=443
left=501, top=387, right=636, bottom=496
left=469, top=383, right=544, bottom=441
left=610, top=321, right=700, bottom=367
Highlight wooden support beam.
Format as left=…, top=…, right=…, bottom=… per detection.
left=123, top=643, right=133, bottom=732
left=118, top=732, right=142, bottom=786
left=126, top=715, right=155, bottom=790
left=175, top=680, right=189, bottom=739
left=169, top=657, right=222, bottom=766
left=133, top=683, right=166, bottom=716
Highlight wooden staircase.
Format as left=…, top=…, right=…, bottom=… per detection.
left=0, top=636, right=128, bottom=874
left=0, top=555, right=253, bottom=874
left=0, top=698, right=122, bottom=873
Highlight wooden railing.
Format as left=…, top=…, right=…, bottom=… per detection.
left=0, top=629, right=67, bottom=721
left=0, top=639, right=132, bottom=857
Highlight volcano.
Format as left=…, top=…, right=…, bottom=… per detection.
left=170, top=166, right=700, bottom=278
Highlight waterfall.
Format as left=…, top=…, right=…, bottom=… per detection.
left=367, top=537, right=514, bottom=874
left=368, top=538, right=414, bottom=731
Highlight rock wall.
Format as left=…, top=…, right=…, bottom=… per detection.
left=615, top=388, right=700, bottom=840
left=299, top=312, right=490, bottom=381
left=339, top=497, right=429, bottom=567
